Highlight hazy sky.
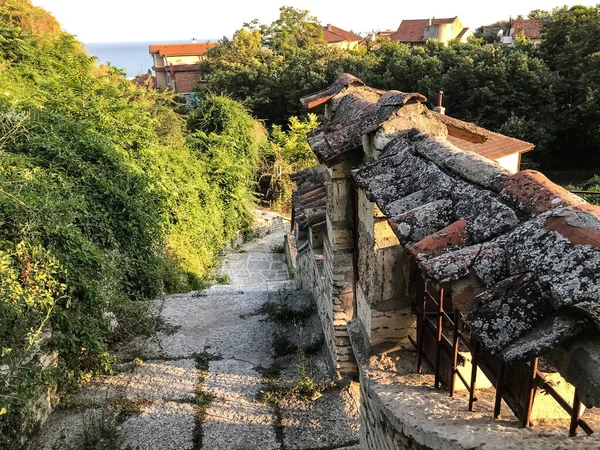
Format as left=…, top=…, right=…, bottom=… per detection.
left=31, top=0, right=597, bottom=43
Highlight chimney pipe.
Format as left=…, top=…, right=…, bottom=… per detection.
left=433, top=91, right=445, bottom=115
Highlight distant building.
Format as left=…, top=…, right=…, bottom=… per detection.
left=391, top=17, right=472, bottom=46
left=133, top=71, right=157, bottom=89
left=359, top=29, right=395, bottom=46
left=322, top=24, right=362, bottom=49
left=500, top=19, right=544, bottom=45
left=149, top=42, right=217, bottom=94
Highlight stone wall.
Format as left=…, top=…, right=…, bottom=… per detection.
left=347, top=320, right=598, bottom=450
left=359, top=379, right=426, bottom=450
left=355, top=188, right=417, bottom=352
left=321, top=160, right=359, bottom=377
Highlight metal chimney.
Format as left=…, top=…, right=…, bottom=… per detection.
left=433, top=91, right=445, bottom=115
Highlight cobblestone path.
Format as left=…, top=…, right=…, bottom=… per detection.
left=33, top=218, right=359, bottom=450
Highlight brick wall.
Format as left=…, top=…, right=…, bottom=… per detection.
left=174, top=71, right=201, bottom=94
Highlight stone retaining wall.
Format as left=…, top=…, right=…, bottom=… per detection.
left=359, top=377, right=426, bottom=450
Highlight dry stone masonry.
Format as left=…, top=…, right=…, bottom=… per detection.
left=288, top=73, right=600, bottom=449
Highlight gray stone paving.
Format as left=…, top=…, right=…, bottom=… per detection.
left=31, top=217, right=359, bottom=450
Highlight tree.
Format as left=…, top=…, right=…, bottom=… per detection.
left=263, top=6, right=325, bottom=55
left=539, top=5, right=600, bottom=165
left=201, top=6, right=363, bottom=125
left=528, top=9, right=551, bottom=20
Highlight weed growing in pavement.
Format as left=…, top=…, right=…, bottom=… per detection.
left=193, top=349, right=222, bottom=448
left=259, top=289, right=314, bottom=325
left=51, top=403, right=144, bottom=450
left=270, top=243, right=285, bottom=253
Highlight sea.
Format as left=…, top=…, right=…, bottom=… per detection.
left=85, top=40, right=216, bottom=78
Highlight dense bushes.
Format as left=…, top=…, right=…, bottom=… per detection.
left=0, top=1, right=262, bottom=446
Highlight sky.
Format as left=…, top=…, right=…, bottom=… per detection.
left=31, top=0, right=598, bottom=43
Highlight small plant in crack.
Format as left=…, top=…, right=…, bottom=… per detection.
left=194, top=350, right=222, bottom=372
left=195, top=391, right=216, bottom=407
left=256, top=362, right=285, bottom=404
left=272, top=325, right=296, bottom=356
left=192, top=348, right=221, bottom=448
left=156, top=316, right=181, bottom=336
left=270, top=243, right=285, bottom=253
left=216, top=272, right=230, bottom=285
left=259, top=289, right=315, bottom=325
left=52, top=406, right=139, bottom=450
left=109, top=397, right=155, bottom=418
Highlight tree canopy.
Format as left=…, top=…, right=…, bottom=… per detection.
left=200, top=5, right=600, bottom=170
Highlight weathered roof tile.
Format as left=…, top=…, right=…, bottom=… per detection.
left=301, top=75, right=600, bottom=390
left=468, top=273, right=553, bottom=353
left=407, top=219, right=471, bottom=259
left=500, top=170, right=585, bottom=216
left=299, top=73, right=364, bottom=109
left=388, top=199, right=454, bottom=244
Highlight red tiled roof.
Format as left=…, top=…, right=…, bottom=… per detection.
left=391, top=17, right=456, bottom=42
left=322, top=24, right=361, bottom=43
left=133, top=73, right=157, bottom=89
left=436, top=113, right=535, bottom=160
left=149, top=42, right=217, bottom=56
left=513, top=19, right=543, bottom=40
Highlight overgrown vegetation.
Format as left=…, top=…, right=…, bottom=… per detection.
left=260, top=289, right=317, bottom=356
left=566, top=175, right=600, bottom=205
left=259, top=289, right=315, bottom=324
left=51, top=408, right=134, bottom=450
left=201, top=5, right=600, bottom=172
left=50, top=396, right=154, bottom=450
left=258, top=114, right=318, bottom=212
left=257, top=289, right=329, bottom=403
left=0, top=1, right=262, bottom=447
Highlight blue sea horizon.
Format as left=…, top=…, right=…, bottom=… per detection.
left=85, top=39, right=219, bottom=78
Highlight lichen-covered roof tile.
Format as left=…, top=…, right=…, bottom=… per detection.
left=500, top=170, right=585, bottom=216
left=472, top=241, right=509, bottom=288
left=454, top=190, right=519, bottom=242
left=467, top=273, right=553, bottom=353
left=388, top=199, right=454, bottom=244
left=418, top=244, right=483, bottom=284
left=407, top=219, right=471, bottom=259
left=501, top=315, right=593, bottom=363
left=501, top=210, right=600, bottom=309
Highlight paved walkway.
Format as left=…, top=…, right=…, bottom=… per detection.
left=33, top=221, right=359, bottom=450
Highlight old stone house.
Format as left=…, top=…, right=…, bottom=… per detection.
left=286, top=74, right=600, bottom=449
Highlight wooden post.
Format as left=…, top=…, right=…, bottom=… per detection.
left=435, top=288, right=444, bottom=389
left=494, top=361, right=506, bottom=419
left=416, top=281, right=427, bottom=374
left=449, top=309, right=460, bottom=397
left=570, top=389, right=582, bottom=437
left=522, top=358, right=539, bottom=428
left=468, top=340, right=480, bottom=411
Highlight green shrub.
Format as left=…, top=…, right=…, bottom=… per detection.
left=0, top=3, right=264, bottom=447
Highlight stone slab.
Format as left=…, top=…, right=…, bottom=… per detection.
left=279, top=386, right=360, bottom=449
left=120, top=401, right=195, bottom=450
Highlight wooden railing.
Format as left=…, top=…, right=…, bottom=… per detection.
left=408, top=277, right=594, bottom=437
